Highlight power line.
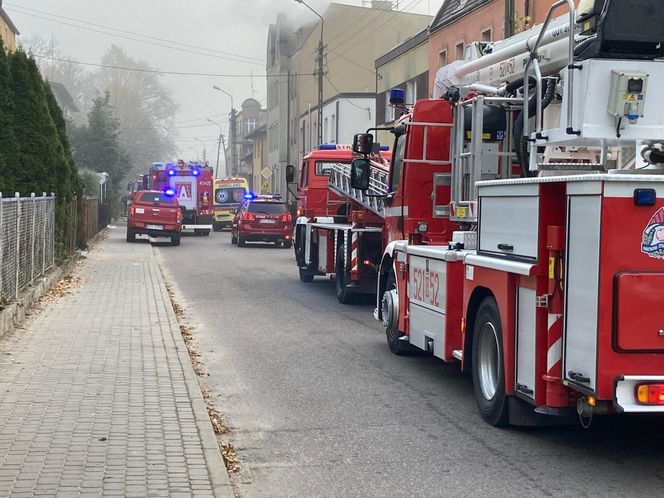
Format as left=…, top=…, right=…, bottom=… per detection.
left=30, top=54, right=314, bottom=78
left=7, top=3, right=266, bottom=64
left=11, top=6, right=264, bottom=66
left=325, top=75, right=373, bottom=113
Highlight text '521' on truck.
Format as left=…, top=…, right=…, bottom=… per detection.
left=307, top=0, right=664, bottom=427
left=147, top=160, right=213, bottom=235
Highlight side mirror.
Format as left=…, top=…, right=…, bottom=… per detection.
left=286, top=164, right=295, bottom=183
left=352, top=133, right=374, bottom=155
left=350, top=158, right=370, bottom=191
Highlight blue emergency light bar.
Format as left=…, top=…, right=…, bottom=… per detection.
left=244, top=193, right=256, bottom=200
left=389, top=88, right=406, bottom=105
left=192, top=169, right=200, bottom=176
left=167, top=169, right=176, bottom=176
left=318, top=144, right=338, bottom=150
left=379, top=145, right=390, bottom=151
left=164, top=188, right=176, bottom=196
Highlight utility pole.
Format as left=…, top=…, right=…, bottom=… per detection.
left=294, top=0, right=325, bottom=147
left=207, top=118, right=224, bottom=178
left=220, top=134, right=228, bottom=178
left=212, top=85, right=237, bottom=176
left=193, top=137, right=207, bottom=163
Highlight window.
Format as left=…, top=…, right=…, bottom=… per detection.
left=245, top=117, right=256, bottom=134
left=324, top=117, right=329, bottom=143
left=390, top=135, right=406, bottom=192
left=406, top=80, right=417, bottom=105
left=300, top=161, right=309, bottom=187
left=481, top=27, right=492, bottom=42
left=315, top=161, right=347, bottom=176
left=330, top=114, right=336, bottom=144
left=137, top=192, right=176, bottom=205
left=248, top=202, right=287, bottom=214
left=455, top=41, right=465, bottom=61
left=385, top=96, right=395, bottom=123
left=438, top=48, right=448, bottom=68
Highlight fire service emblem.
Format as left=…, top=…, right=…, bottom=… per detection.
left=642, top=208, right=664, bottom=259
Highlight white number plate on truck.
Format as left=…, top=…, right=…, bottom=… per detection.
left=146, top=224, right=163, bottom=230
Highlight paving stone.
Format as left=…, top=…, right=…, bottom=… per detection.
left=0, top=229, right=229, bottom=496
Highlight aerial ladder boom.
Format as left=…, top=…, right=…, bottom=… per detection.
left=328, top=162, right=390, bottom=217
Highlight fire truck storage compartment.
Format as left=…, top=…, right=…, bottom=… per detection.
left=478, top=183, right=539, bottom=260
left=614, top=272, right=664, bottom=352
left=562, top=190, right=602, bottom=392
left=317, top=230, right=335, bottom=274
left=516, top=286, right=537, bottom=400
left=407, top=248, right=448, bottom=360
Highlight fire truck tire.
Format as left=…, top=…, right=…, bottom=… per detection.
left=238, top=235, right=246, bottom=247
left=384, top=271, right=414, bottom=355
left=336, top=252, right=355, bottom=304
left=171, top=235, right=181, bottom=246
left=126, top=229, right=135, bottom=243
left=299, top=268, right=314, bottom=283
left=471, top=297, right=509, bottom=427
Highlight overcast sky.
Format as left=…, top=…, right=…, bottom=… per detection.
left=7, top=0, right=442, bottom=160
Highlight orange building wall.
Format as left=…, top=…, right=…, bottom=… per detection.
left=428, top=0, right=576, bottom=95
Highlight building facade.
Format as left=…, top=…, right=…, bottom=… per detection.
left=0, top=1, right=19, bottom=52
left=428, top=0, right=569, bottom=92
left=267, top=2, right=432, bottom=200
left=375, top=27, right=430, bottom=144
left=227, top=98, right=267, bottom=190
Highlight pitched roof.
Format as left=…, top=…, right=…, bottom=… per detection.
left=0, top=5, right=19, bottom=35
left=430, top=0, right=491, bottom=34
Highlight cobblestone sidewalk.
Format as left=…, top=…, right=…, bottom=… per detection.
left=0, top=227, right=232, bottom=497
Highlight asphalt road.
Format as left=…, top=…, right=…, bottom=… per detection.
left=155, top=231, right=664, bottom=497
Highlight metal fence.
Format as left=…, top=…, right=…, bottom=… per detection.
left=0, top=194, right=56, bottom=302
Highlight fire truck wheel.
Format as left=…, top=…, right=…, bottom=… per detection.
left=384, top=271, right=413, bottom=355
left=299, top=268, right=314, bottom=283
left=126, top=229, right=135, bottom=243
left=336, top=252, right=355, bottom=304
left=471, top=297, right=509, bottom=427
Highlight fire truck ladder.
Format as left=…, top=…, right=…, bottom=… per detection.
left=328, top=162, right=389, bottom=217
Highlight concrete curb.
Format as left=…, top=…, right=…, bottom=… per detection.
left=153, top=248, right=234, bottom=498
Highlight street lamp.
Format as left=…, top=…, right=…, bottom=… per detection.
left=207, top=118, right=226, bottom=178
left=193, top=137, right=207, bottom=163
left=294, top=0, right=324, bottom=147
left=212, top=85, right=238, bottom=176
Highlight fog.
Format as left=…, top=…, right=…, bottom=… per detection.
left=7, top=0, right=441, bottom=160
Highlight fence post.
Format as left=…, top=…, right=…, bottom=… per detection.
left=30, top=193, right=36, bottom=284
left=42, top=193, right=47, bottom=275
left=14, top=193, right=20, bottom=300
left=51, top=193, right=55, bottom=268
left=0, top=192, right=3, bottom=300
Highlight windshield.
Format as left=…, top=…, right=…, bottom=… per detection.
left=247, top=202, right=287, bottom=214
left=215, top=187, right=246, bottom=205
left=137, top=192, right=177, bottom=204
left=315, top=161, right=345, bottom=176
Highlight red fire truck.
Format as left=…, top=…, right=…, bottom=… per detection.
left=315, top=0, right=664, bottom=426
left=148, top=160, right=213, bottom=235
left=291, top=144, right=392, bottom=303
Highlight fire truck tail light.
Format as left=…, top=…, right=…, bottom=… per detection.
left=281, top=213, right=292, bottom=222
left=636, top=384, right=664, bottom=404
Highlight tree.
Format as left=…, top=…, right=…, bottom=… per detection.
left=69, top=92, right=128, bottom=193
left=0, top=41, right=17, bottom=193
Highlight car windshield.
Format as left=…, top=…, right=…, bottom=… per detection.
left=247, top=202, right=287, bottom=214
left=137, top=192, right=177, bottom=204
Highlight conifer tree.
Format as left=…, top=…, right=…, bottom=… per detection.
left=0, top=42, right=17, bottom=193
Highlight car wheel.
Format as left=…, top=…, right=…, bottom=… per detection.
left=238, top=235, right=246, bottom=247
left=299, top=267, right=314, bottom=283
left=335, top=251, right=355, bottom=304
left=171, top=234, right=181, bottom=246
left=283, top=241, right=293, bottom=249
left=202, top=230, right=210, bottom=236
left=472, top=297, right=509, bottom=427
left=231, top=232, right=237, bottom=245
left=126, top=229, right=135, bottom=243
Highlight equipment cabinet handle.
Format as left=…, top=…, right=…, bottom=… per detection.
left=568, top=371, right=591, bottom=384
left=497, top=243, right=514, bottom=252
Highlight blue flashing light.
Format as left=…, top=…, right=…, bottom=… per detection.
left=243, top=193, right=255, bottom=200
left=167, top=169, right=177, bottom=176
left=164, top=188, right=176, bottom=197
left=379, top=145, right=390, bottom=151
left=389, top=88, right=406, bottom=105
left=192, top=169, right=200, bottom=176
left=634, top=188, right=657, bottom=206
left=318, top=144, right=338, bottom=150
